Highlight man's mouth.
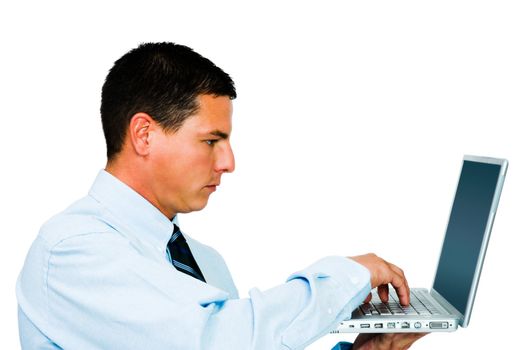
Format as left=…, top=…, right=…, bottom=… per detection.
left=205, top=183, right=219, bottom=192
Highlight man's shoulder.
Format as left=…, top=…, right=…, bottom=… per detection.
left=38, top=194, right=117, bottom=247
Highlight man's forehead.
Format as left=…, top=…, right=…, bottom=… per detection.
left=186, top=95, right=233, bottom=133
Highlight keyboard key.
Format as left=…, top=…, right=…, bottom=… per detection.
left=357, top=289, right=448, bottom=318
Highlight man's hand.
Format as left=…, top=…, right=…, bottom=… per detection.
left=346, top=254, right=423, bottom=349
left=352, top=333, right=428, bottom=350
left=349, top=253, right=410, bottom=306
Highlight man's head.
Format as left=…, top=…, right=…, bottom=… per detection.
left=101, top=42, right=236, bottom=161
left=101, top=43, right=237, bottom=218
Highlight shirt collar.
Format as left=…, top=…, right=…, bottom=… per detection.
left=88, top=169, right=177, bottom=250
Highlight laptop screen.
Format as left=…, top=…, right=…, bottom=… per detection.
left=432, top=160, right=502, bottom=316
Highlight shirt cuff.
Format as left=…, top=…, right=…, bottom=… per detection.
left=286, top=255, right=371, bottom=312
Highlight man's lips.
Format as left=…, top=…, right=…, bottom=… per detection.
left=205, top=183, right=219, bottom=191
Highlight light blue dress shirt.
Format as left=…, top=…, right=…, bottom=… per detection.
left=17, top=170, right=371, bottom=349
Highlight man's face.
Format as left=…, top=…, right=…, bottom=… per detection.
left=149, top=94, right=235, bottom=217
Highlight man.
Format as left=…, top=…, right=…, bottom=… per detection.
left=17, top=42, right=426, bottom=349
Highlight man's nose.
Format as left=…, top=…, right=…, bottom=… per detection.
left=215, top=143, right=235, bottom=173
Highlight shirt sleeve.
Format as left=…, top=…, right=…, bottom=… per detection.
left=19, top=232, right=370, bottom=350
left=332, top=342, right=354, bottom=350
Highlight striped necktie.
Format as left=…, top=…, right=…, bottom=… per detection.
left=167, top=224, right=206, bottom=282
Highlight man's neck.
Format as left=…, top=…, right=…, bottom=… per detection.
left=105, top=160, right=174, bottom=220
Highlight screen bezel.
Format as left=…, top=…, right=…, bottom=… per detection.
left=430, top=155, right=508, bottom=327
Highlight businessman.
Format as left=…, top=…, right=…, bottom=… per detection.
left=17, top=42, right=426, bottom=349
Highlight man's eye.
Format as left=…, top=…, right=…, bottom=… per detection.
left=205, top=139, right=219, bottom=146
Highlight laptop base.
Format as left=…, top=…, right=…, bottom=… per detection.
left=335, top=288, right=459, bottom=333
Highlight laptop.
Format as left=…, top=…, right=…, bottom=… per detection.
left=334, top=155, right=508, bottom=333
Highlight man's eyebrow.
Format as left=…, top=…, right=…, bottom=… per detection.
left=209, top=130, right=229, bottom=139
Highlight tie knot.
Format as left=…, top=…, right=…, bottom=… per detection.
left=169, top=224, right=183, bottom=244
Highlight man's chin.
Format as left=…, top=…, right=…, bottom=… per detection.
left=174, top=194, right=212, bottom=214
left=186, top=198, right=210, bottom=213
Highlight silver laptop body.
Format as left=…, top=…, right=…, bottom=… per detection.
left=334, top=155, right=508, bottom=333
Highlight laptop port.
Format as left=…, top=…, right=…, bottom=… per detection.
left=387, top=322, right=396, bottom=329
left=430, top=322, right=449, bottom=329
left=374, top=323, right=383, bottom=328
left=401, top=322, right=410, bottom=329
left=360, top=323, right=370, bottom=328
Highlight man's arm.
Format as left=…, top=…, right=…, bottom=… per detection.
left=18, top=232, right=412, bottom=349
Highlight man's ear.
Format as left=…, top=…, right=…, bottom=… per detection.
left=128, top=112, right=156, bottom=156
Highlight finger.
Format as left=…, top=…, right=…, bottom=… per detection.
left=364, top=293, right=372, bottom=304
left=388, top=263, right=406, bottom=282
left=393, top=281, right=410, bottom=306
left=378, top=284, right=389, bottom=302
left=352, top=333, right=378, bottom=349
left=394, top=332, right=429, bottom=349
left=388, top=263, right=410, bottom=306
left=388, top=262, right=408, bottom=290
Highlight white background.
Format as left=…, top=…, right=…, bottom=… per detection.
left=1, top=1, right=524, bottom=349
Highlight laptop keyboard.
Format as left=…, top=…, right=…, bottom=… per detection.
left=356, top=289, right=444, bottom=317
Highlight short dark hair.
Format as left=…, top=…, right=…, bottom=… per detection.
left=100, top=42, right=236, bottom=160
